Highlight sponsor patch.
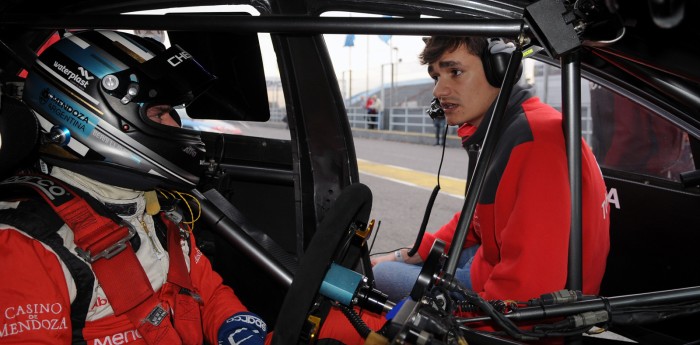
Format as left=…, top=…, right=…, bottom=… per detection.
left=0, top=175, right=72, bottom=207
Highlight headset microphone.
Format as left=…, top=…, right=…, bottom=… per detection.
left=426, top=98, right=444, bottom=120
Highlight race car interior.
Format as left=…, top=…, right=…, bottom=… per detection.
left=2, top=0, right=700, bottom=344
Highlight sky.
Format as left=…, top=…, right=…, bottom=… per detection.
left=324, top=33, right=430, bottom=99
left=321, top=12, right=431, bottom=99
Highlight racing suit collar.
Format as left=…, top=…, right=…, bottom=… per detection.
left=50, top=166, right=145, bottom=218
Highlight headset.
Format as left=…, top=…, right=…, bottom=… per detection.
left=426, top=37, right=523, bottom=119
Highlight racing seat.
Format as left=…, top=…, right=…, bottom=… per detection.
left=0, top=94, right=39, bottom=179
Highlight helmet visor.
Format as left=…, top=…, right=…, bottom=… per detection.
left=134, top=44, right=216, bottom=107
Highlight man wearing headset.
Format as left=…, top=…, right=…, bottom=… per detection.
left=372, top=36, right=611, bottom=304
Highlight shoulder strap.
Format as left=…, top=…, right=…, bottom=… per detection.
left=160, top=212, right=204, bottom=345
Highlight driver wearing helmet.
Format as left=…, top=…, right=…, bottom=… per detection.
left=0, top=30, right=268, bottom=345
left=0, top=29, right=390, bottom=345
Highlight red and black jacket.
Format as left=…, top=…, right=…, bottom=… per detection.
left=418, top=86, right=610, bottom=302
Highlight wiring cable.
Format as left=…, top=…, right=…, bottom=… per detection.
left=156, top=188, right=202, bottom=232
left=337, top=304, right=372, bottom=339
left=367, top=220, right=381, bottom=255
left=407, top=120, right=449, bottom=257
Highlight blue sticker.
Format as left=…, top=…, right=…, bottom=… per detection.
left=385, top=297, right=407, bottom=320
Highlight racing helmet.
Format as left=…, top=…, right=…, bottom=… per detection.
left=22, top=30, right=215, bottom=189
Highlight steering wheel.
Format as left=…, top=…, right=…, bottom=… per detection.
left=271, top=183, right=373, bottom=345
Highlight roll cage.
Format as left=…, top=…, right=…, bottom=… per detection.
left=2, top=0, right=700, bottom=344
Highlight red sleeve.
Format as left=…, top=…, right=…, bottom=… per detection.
left=317, top=307, right=386, bottom=345
left=417, top=211, right=480, bottom=261
left=0, top=228, right=72, bottom=344
left=479, top=141, right=571, bottom=301
left=186, top=234, right=250, bottom=344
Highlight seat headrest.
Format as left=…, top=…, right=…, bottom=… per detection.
left=0, top=94, right=39, bottom=178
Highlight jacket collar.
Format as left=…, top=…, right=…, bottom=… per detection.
left=460, top=84, right=533, bottom=147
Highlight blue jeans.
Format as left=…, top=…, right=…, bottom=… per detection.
left=372, top=245, right=479, bottom=302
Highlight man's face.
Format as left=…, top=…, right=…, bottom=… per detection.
left=145, top=104, right=180, bottom=127
left=428, top=44, right=500, bottom=127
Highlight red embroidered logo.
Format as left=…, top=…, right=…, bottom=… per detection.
left=91, top=296, right=108, bottom=309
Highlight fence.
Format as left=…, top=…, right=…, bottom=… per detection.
left=270, top=105, right=592, bottom=143
left=346, top=106, right=457, bottom=135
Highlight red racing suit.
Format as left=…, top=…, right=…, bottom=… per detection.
left=0, top=167, right=254, bottom=345
left=417, top=86, right=611, bottom=302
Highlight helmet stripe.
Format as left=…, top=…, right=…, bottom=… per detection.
left=66, top=33, right=91, bottom=49
left=61, top=32, right=128, bottom=78
left=99, top=30, right=155, bottom=63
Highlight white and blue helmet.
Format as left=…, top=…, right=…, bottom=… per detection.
left=23, top=30, right=215, bottom=189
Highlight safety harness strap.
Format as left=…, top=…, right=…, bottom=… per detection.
left=161, top=213, right=203, bottom=345
left=55, top=196, right=155, bottom=315
left=163, top=213, right=195, bottom=291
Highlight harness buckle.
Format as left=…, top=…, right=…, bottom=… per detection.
left=76, top=223, right=137, bottom=263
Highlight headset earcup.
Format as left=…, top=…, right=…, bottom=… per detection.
left=482, top=38, right=523, bottom=88
left=481, top=42, right=500, bottom=88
